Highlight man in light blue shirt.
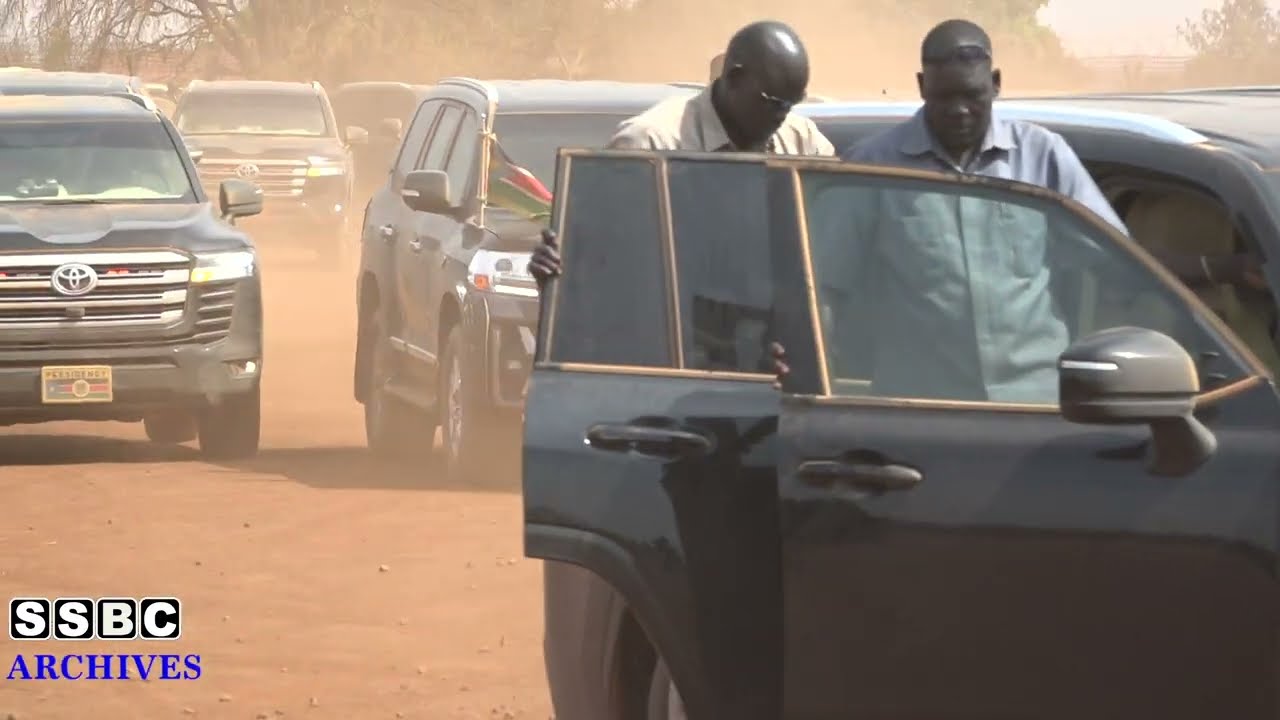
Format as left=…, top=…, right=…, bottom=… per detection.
left=807, top=19, right=1131, bottom=403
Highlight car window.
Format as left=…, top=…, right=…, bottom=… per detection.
left=419, top=105, right=462, bottom=172
left=668, top=157, right=773, bottom=373
left=444, top=108, right=480, bottom=207
left=393, top=100, right=441, bottom=179
left=545, top=156, right=671, bottom=367
left=176, top=92, right=328, bottom=136
left=491, top=112, right=633, bottom=187
left=0, top=119, right=194, bottom=204
left=800, top=168, right=1255, bottom=403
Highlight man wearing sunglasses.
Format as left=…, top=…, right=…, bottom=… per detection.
left=527, top=19, right=834, bottom=285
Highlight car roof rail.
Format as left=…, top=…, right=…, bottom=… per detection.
left=105, top=91, right=158, bottom=112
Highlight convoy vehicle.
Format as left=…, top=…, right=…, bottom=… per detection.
left=530, top=100, right=1280, bottom=720
left=0, top=94, right=265, bottom=459
left=0, top=70, right=150, bottom=98
left=353, top=78, right=695, bottom=482
left=173, top=80, right=366, bottom=257
left=331, top=81, right=432, bottom=205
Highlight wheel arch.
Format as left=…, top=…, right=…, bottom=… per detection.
left=533, top=524, right=709, bottom=720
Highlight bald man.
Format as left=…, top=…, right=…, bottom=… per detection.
left=528, top=19, right=834, bottom=285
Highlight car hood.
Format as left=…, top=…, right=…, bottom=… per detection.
left=0, top=203, right=251, bottom=252
left=483, top=211, right=544, bottom=253
left=180, top=133, right=344, bottom=160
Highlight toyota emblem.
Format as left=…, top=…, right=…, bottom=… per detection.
left=235, top=163, right=260, bottom=179
left=50, top=262, right=99, bottom=297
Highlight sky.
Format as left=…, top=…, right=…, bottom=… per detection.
left=1039, top=0, right=1278, bottom=55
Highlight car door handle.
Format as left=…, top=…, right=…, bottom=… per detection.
left=585, top=423, right=712, bottom=459
left=796, top=459, right=922, bottom=492
left=379, top=224, right=395, bottom=241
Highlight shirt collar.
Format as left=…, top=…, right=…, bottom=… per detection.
left=693, top=84, right=734, bottom=151
left=898, top=107, right=1017, bottom=162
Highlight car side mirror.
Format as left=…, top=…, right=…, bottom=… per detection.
left=219, top=179, right=264, bottom=221
left=376, top=117, right=403, bottom=139
left=186, top=147, right=204, bottom=165
left=345, top=125, right=369, bottom=146
left=401, top=169, right=454, bottom=215
left=1059, top=326, right=1217, bottom=477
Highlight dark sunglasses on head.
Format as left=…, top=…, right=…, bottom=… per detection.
left=922, top=44, right=992, bottom=65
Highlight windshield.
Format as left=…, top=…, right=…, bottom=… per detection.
left=176, top=92, right=328, bottom=136
left=0, top=120, right=194, bottom=204
left=491, top=112, right=631, bottom=186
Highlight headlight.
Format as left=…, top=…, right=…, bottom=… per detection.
left=467, top=249, right=537, bottom=297
left=305, top=156, right=345, bottom=177
left=191, top=250, right=256, bottom=283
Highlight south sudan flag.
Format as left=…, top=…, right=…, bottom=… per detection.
left=488, top=141, right=552, bottom=220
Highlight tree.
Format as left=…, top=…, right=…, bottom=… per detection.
left=1180, top=0, right=1280, bottom=85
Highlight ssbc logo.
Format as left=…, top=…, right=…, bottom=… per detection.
left=9, top=597, right=182, bottom=641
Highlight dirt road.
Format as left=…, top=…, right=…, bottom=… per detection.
left=0, top=243, right=552, bottom=719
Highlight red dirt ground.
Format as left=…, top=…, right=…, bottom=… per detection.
left=0, top=243, right=552, bottom=719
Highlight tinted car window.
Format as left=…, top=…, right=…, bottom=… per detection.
left=491, top=113, right=632, bottom=186
left=177, top=92, right=328, bottom=136
left=668, top=158, right=773, bottom=373
left=444, top=109, right=480, bottom=206
left=395, top=100, right=442, bottom=178
left=419, top=105, right=461, bottom=171
left=0, top=120, right=194, bottom=204
left=547, top=156, right=671, bottom=367
left=802, top=169, right=1251, bottom=403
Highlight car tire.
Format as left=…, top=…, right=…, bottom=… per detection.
left=364, top=325, right=425, bottom=457
left=143, top=411, right=196, bottom=444
left=646, top=658, right=687, bottom=720
left=439, top=325, right=499, bottom=483
left=196, top=383, right=261, bottom=460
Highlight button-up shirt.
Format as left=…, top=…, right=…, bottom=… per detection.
left=607, top=85, right=835, bottom=155
left=826, top=109, right=1129, bottom=402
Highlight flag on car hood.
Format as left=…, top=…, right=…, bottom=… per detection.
left=488, top=140, right=552, bottom=220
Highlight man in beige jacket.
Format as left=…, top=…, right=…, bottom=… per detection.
left=528, top=19, right=834, bottom=284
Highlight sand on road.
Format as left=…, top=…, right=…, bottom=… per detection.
left=0, top=242, right=552, bottom=720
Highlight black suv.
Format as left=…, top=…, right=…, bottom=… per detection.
left=173, top=80, right=366, bottom=256
left=0, top=94, right=265, bottom=458
left=530, top=139, right=1280, bottom=720
left=353, top=78, right=694, bottom=481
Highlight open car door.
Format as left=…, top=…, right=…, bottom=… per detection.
left=525, top=150, right=796, bottom=719
left=766, top=157, right=1280, bottom=719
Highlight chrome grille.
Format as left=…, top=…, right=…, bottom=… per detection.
left=0, top=251, right=191, bottom=329
left=192, top=281, right=236, bottom=344
left=198, top=158, right=306, bottom=198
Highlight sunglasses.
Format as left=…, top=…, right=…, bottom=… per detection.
left=729, top=64, right=802, bottom=112
left=922, top=45, right=992, bottom=65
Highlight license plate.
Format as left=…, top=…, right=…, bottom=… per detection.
left=41, top=366, right=113, bottom=404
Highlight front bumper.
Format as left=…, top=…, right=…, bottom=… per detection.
left=460, top=289, right=538, bottom=412
left=0, top=278, right=263, bottom=425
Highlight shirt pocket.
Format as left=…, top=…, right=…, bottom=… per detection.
left=883, top=212, right=951, bottom=285
left=996, top=202, right=1050, bottom=278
